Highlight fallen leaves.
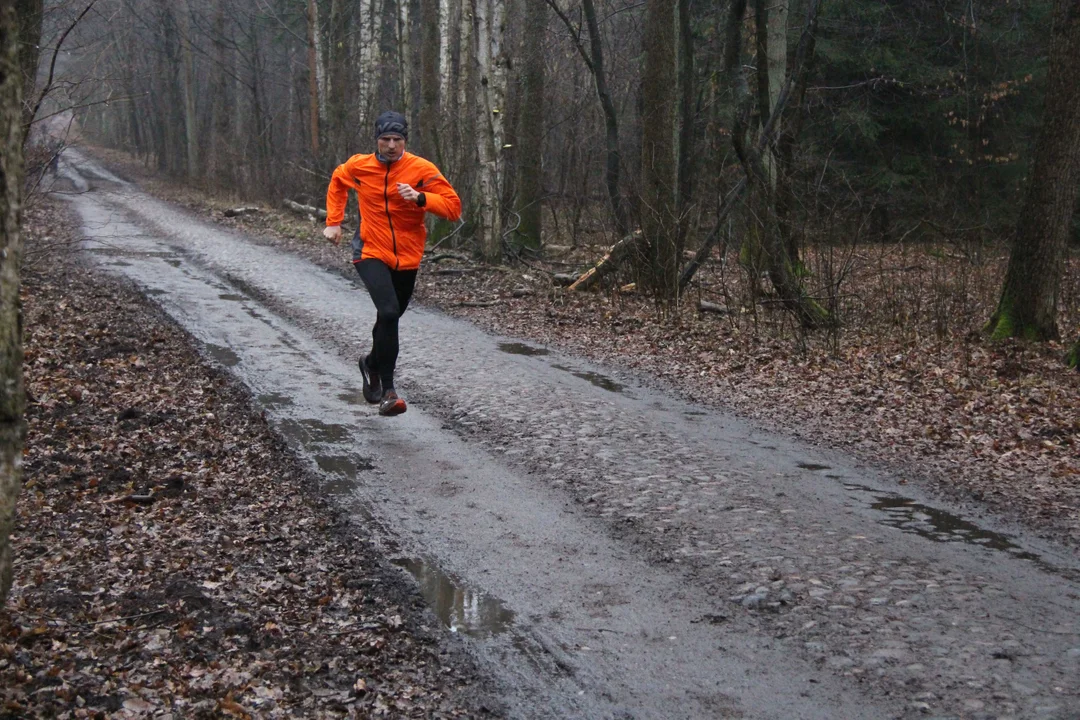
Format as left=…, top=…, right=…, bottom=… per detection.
left=2, top=201, right=490, bottom=718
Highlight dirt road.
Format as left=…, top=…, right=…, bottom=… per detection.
left=58, top=149, right=1080, bottom=719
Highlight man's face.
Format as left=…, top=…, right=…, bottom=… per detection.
left=378, top=134, right=405, bottom=161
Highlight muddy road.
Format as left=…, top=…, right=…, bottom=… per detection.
left=58, top=150, right=1079, bottom=719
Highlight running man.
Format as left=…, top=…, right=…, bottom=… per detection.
left=323, top=111, right=462, bottom=416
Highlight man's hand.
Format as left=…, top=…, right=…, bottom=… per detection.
left=397, top=182, right=420, bottom=204
left=323, top=225, right=342, bottom=245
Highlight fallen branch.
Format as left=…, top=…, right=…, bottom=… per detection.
left=698, top=300, right=730, bottom=315
left=457, top=300, right=501, bottom=307
left=224, top=206, right=261, bottom=218
left=568, top=230, right=644, bottom=292
left=552, top=273, right=577, bottom=286
left=282, top=199, right=327, bottom=220
left=425, top=252, right=471, bottom=263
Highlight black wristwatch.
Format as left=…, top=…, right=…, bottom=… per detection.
left=416, top=192, right=426, bottom=207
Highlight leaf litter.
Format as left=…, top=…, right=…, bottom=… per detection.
left=3, top=200, right=497, bottom=719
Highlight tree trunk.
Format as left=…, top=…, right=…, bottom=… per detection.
left=475, top=0, right=507, bottom=262
left=675, top=0, right=696, bottom=246
left=581, top=0, right=628, bottom=236
left=641, top=0, right=679, bottom=299
left=514, top=0, right=544, bottom=249
left=177, top=0, right=199, bottom=178
left=0, top=0, right=27, bottom=607
left=1068, top=337, right=1080, bottom=370
left=987, top=0, right=1080, bottom=343
left=14, top=0, right=40, bottom=127
left=306, top=0, right=322, bottom=157
left=327, top=0, right=348, bottom=153
left=419, top=0, right=442, bottom=161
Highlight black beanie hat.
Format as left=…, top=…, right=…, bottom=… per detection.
left=374, top=111, right=408, bottom=140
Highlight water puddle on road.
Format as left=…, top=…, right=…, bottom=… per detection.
left=498, top=342, right=550, bottom=356
left=219, top=293, right=246, bottom=301
left=551, top=364, right=625, bottom=393
left=257, top=392, right=294, bottom=408
left=86, top=248, right=179, bottom=260
left=797, top=462, right=832, bottom=471
left=843, top=483, right=1076, bottom=579
left=204, top=342, right=240, bottom=367
left=391, top=557, right=514, bottom=637
left=337, top=390, right=366, bottom=406
left=277, top=418, right=351, bottom=445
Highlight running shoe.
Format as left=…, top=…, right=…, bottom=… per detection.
left=379, top=389, right=407, bottom=416
left=359, top=356, right=381, bottom=404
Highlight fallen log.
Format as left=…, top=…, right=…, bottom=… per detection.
left=568, top=230, right=644, bottom=292
left=426, top=251, right=471, bottom=263
left=698, top=300, right=731, bottom=315
left=282, top=199, right=327, bottom=220
left=552, top=273, right=577, bottom=286
left=224, top=206, right=261, bottom=218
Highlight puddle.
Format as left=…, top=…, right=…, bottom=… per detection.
left=315, top=454, right=375, bottom=479
left=392, top=557, right=514, bottom=637
left=844, top=483, right=1074, bottom=579
left=797, top=462, right=831, bottom=471
left=337, top=390, right=366, bottom=405
left=87, top=248, right=178, bottom=259
left=204, top=342, right=240, bottom=367
left=551, top=364, right=625, bottom=393
left=219, top=293, right=246, bottom=301
left=498, top=341, right=550, bottom=356
left=278, top=418, right=352, bottom=445
left=684, top=410, right=707, bottom=416
left=257, top=392, right=294, bottom=408
left=869, top=493, right=1040, bottom=558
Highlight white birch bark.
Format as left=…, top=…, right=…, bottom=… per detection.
left=439, top=0, right=453, bottom=107
left=310, top=0, right=327, bottom=118
left=398, top=0, right=411, bottom=114
left=358, top=0, right=383, bottom=124
left=475, top=0, right=506, bottom=261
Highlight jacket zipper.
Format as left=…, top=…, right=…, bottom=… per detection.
left=383, top=163, right=399, bottom=270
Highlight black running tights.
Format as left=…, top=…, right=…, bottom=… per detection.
left=354, top=258, right=418, bottom=389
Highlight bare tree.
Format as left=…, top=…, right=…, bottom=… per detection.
left=545, top=0, right=628, bottom=236
left=640, top=0, right=678, bottom=298
left=987, top=0, right=1080, bottom=349
left=0, top=0, right=27, bottom=607
left=514, top=0, right=545, bottom=249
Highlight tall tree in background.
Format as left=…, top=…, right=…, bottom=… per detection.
left=545, top=0, right=629, bottom=237
left=0, top=0, right=27, bottom=607
left=474, top=0, right=508, bottom=262
left=640, top=0, right=678, bottom=298
left=988, top=0, right=1080, bottom=351
left=514, top=0, right=544, bottom=249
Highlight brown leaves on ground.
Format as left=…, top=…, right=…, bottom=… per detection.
left=1, top=202, right=492, bottom=719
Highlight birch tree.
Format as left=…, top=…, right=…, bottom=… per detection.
left=474, top=0, right=507, bottom=261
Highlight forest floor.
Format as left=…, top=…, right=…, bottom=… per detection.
left=1, top=201, right=499, bottom=717
left=80, top=148, right=1079, bottom=550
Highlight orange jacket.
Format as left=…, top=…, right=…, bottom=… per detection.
left=325, top=152, right=462, bottom=270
